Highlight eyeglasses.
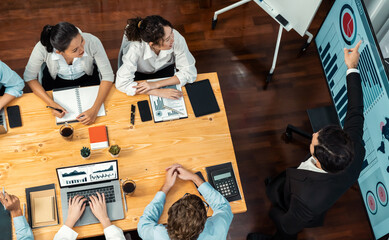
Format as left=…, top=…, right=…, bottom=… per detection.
left=130, top=104, right=136, bottom=125
left=183, top=193, right=209, bottom=213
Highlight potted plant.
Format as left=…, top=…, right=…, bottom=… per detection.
left=80, top=146, right=91, bottom=160
left=109, top=145, right=121, bottom=157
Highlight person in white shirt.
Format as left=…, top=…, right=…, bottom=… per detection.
left=24, top=22, right=114, bottom=125
left=116, top=15, right=197, bottom=99
left=54, top=192, right=125, bottom=240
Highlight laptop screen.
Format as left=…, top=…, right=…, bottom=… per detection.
left=314, top=0, right=389, bottom=239
left=56, top=160, right=118, bottom=188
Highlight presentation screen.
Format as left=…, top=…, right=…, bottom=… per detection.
left=314, top=0, right=389, bottom=239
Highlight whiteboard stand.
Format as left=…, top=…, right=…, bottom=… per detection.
left=212, top=0, right=321, bottom=89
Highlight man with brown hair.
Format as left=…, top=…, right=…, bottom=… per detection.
left=138, top=164, right=233, bottom=240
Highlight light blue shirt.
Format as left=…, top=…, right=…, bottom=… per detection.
left=0, top=60, right=24, bottom=98
left=138, top=182, right=233, bottom=240
left=13, top=216, right=34, bottom=240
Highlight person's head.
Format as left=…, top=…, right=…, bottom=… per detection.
left=310, top=125, right=354, bottom=173
left=125, top=15, right=174, bottom=51
left=167, top=194, right=207, bottom=240
left=40, top=22, right=85, bottom=60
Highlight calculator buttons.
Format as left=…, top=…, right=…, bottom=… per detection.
left=215, top=179, right=237, bottom=198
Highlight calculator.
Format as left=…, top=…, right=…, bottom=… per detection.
left=210, top=168, right=239, bottom=198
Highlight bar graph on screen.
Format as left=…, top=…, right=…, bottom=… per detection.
left=315, top=0, right=389, bottom=238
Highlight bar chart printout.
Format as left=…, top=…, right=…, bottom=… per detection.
left=315, top=0, right=389, bottom=239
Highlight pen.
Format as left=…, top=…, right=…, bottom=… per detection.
left=123, top=190, right=127, bottom=212
left=46, top=106, right=63, bottom=113
left=23, top=203, right=26, bottom=216
left=163, top=105, right=184, bottom=115
left=120, top=179, right=128, bottom=212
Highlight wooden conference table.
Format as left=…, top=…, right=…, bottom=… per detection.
left=0, top=72, right=247, bottom=239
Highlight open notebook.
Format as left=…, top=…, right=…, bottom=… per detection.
left=52, top=86, right=106, bottom=124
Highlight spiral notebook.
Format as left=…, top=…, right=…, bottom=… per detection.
left=52, top=86, right=106, bottom=124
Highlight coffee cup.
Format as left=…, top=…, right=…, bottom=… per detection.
left=60, top=123, right=74, bottom=140
left=122, top=179, right=136, bottom=195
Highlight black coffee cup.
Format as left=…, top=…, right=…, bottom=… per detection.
left=122, top=180, right=136, bottom=195
left=60, top=123, right=74, bottom=140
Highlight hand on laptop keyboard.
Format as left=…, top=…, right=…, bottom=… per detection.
left=64, top=195, right=87, bottom=228
left=62, top=192, right=113, bottom=232
left=67, top=186, right=116, bottom=207
left=89, top=192, right=112, bottom=229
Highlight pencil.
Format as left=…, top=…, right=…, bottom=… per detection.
left=46, top=106, right=63, bottom=113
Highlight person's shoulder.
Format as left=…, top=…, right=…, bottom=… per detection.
left=81, top=32, right=100, bottom=43
left=173, top=29, right=186, bottom=42
left=173, top=29, right=184, bottom=38
left=154, top=224, right=170, bottom=239
left=128, top=40, right=144, bottom=49
left=124, top=40, right=145, bottom=57
left=30, top=41, right=49, bottom=58
left=32, top=41, right=47, bottom=51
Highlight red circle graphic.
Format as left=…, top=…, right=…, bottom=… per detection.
left=378, top=186, right=387, bottom=203
left=342, top=12, right=354, bottom=38
left=368, top=195, right=376, bottom=211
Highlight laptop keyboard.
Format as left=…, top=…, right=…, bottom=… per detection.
left=67, top=186, right=116, bottom=206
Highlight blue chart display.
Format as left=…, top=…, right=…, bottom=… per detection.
left=315, top=0, right=389, bottom=239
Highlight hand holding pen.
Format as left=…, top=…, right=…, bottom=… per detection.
left=46, top=102, right=67, bottom=118
left=0, top=189, right=24, bottom=218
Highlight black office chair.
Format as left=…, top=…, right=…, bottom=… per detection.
left=283, top=105, right=340, bottom=142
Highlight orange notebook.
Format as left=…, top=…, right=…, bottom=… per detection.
left=88, top=125, right=109, bottom=150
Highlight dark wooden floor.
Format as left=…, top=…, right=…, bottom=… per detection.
left=0, top=0, right=374, bottom=239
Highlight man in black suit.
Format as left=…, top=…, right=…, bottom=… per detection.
left=248, top=40, right=365, bottom=240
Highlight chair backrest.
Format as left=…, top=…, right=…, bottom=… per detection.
left=118, top=34, right=131, bottom=70
left=38, top=62, right=47, bottom=84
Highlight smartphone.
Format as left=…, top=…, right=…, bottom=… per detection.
left=6, top=105, right=22, bottom=128
left=194, top=171, right=206, bottom=195
left=137, top=100, right=152, bottom=122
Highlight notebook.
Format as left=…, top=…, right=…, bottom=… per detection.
left=33, top=196, right=55, bottom=223
left=26, top=184, right=59, bottom=229
left=185, top=79, right=220, bottom=117
left=88, top=125, right=109, bottom=150
left=52, top=86, right=106, bottom=124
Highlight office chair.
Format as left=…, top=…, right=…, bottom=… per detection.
left=118, top=34, right=131, bottom=69
left=283, top=105, right=339, bottom=142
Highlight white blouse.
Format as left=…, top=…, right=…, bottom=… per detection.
left=53, top=224, right=125, bottom=240
left=52, top=51, right=88, bottom=80
left=115, top=29, right=197, bottom=96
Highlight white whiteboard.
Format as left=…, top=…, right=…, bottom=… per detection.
left=254, top=0, right=322, bottom=36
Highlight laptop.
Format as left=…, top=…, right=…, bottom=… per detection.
left=56, top=160, right=124, bottom=226
left=0, top=109, right=7, bottom=134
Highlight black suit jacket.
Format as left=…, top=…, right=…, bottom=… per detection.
left=266, top=72, right=365, bottom=235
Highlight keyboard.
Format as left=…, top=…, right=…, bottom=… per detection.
left=67, top=186, right=116, bottom=206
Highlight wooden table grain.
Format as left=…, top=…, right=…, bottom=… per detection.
left=0, top=72, right=246, bottom=239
